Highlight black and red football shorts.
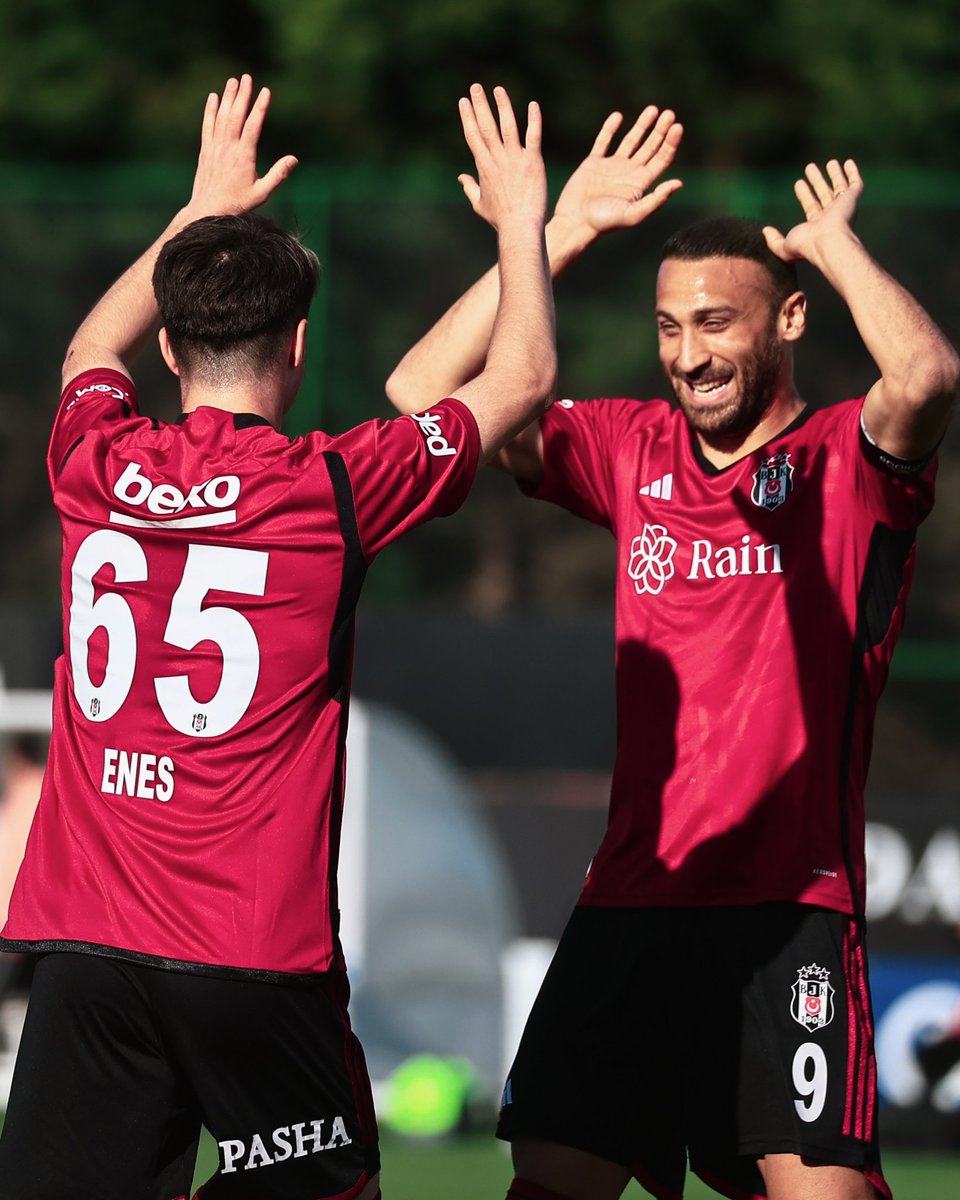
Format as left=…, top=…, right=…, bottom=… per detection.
left=497, top=904, right=887, bottom=1200
left=0, top=952, right=379, bottom=1200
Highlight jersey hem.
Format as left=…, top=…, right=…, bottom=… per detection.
left=0, top=936, right=339, bottom=984
left=575, top=891, right=856, bottom=915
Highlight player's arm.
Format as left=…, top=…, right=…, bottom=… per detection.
left=61, top=74, right=298, bottom=390
left=444, top=84, right=555, bottom=460
left=764, top=161, right=959, bottom=461
left=385, top=106, right=683, bottom=480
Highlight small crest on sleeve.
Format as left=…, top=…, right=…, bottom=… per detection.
left=751, top=451, right=794, bottom=510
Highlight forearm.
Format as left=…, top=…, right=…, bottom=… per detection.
left=62, top=205, right=206, bottom=385
left=811, top=229, right=959, bottom=455
left=452, top=215, right=557, bottom=459
left=385, top=213, right=591, bottom=414
left=487, top=219, right=557, bottom=398
left=64, top=77, right=298, bottom=388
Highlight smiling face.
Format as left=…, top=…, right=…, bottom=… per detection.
left=656, top=256, right=800, bottom=440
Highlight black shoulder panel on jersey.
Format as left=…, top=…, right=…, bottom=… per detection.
left=56, top=434, right=86, bottom=478
left=836, top=521, right=916, bottom=916
left=322, top=451, right=368, bottom=963
left=859, top=523, right=916, bottom=651
left=859, top=425, right=933, bottom=477
left=322, top=451, right=368, bottom=705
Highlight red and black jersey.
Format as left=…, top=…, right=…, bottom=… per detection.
left=528, top=395, right=935, bottom=916
left=0, top=368, right=480, bottom=976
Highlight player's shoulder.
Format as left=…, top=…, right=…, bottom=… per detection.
left=549, top=395, right=674, bottom=432
left=767, top=397, right=864, bottom=458
left=801, top=397, right=864, bottom=433
left=792, top=400, right=864, bottom=444
left=318, top=398, right=477, bottom=465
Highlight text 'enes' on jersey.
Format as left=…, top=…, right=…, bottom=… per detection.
left=0, top=368, right=480, bottom=976
left=527, top=395, right=935, bottom=916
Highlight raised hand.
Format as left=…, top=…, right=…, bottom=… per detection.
left=187, top=74, right=298, bottom=218
left=457, top=84, right=548, bottom=232
left=764, top=159, right=863, bottom=264
left=552, top=106, right=683, bottom=236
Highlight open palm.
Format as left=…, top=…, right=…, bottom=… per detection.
left=765, top=159, right=862, bottom=263
left=553, top=106, right=683, bottom=234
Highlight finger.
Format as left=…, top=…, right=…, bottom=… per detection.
left=213, top=77, right=240, bottom=135
left=200, top=91, right=218, bottom=150
left=614, top=106, right=658, bottom=158
left=590, top=112, right=624, bottom=157
left=458, top=95, right=488, bottom=165
left=645, top=121, right=684, bottom=177
left=635, top=108, right=677, bottom=165
left=468, top=82, right=500, bottom=148
left=226, top=73, right=255, bottom=134
left=625, top=178, right=683, bottom=225
left=803, top=163, right=833, bottom=207
left=794, top=178, right=821, bottom=220
left=762, top=225, right=790, bottom=261
left=241, top=85, right=272, bottom=149
left=844, top=158, right=864, bottom=191
left=524, top=100, right=542, bottom=152
left=254, top=154, right=299, bottom=204
left=457, top=172, right=482, bottom=212
left=825, top=158, right=848, bottom=194
left=492, top=85, right=519, bottom=146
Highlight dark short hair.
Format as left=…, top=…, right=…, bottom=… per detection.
left=661, top=216, right=798, bottom=307
left=153, top=213, right=320, bottom=380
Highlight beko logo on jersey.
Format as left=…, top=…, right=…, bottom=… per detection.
left=219, top=1116, right=352, bottom=1174
left=627, top=522, right=782, bottom=595
left=109, top=461, right=240, bottom=530
left=410, top=411, right=457, bottom=457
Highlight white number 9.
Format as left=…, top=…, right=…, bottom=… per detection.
left=792, top=1042, right=828, bottom=1123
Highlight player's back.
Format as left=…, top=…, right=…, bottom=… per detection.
left=2, top=368, right=480, bottom=975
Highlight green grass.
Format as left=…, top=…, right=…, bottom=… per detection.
left=1, top=1112, right=956, bottom=1197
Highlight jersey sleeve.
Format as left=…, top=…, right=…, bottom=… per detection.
left=329, top=397, right=481, bottom=559
left=48, top=368, right=139, bottom=489
left=842, top=398, right=937, bottom=529
left=523, top=397, right=637, bottom=529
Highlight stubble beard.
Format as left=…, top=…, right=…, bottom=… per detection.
left=670, top=329, right=785, bottom=439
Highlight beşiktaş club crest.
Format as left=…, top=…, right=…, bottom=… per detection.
left=790, top=963, right=835, bottom=1032
left=751, top=451, right=794, bottom=510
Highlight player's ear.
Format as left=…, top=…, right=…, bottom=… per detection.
left=779, top=291, right=806, bottom=343
left=290, top=319, right=308, bottom=370
left=158, top=328, right=181, bottom=377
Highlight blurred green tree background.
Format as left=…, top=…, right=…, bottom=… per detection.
left=1, top=0, right=958, bottom=168
left=0, top=0, right=957, bottom=630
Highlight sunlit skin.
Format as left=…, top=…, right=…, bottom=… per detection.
left=656, top=256, right=808, bottom=468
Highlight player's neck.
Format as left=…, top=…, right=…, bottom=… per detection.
left=179, top=379, right=285, bottom=429
left=695, top=387, right=805, bottom=471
